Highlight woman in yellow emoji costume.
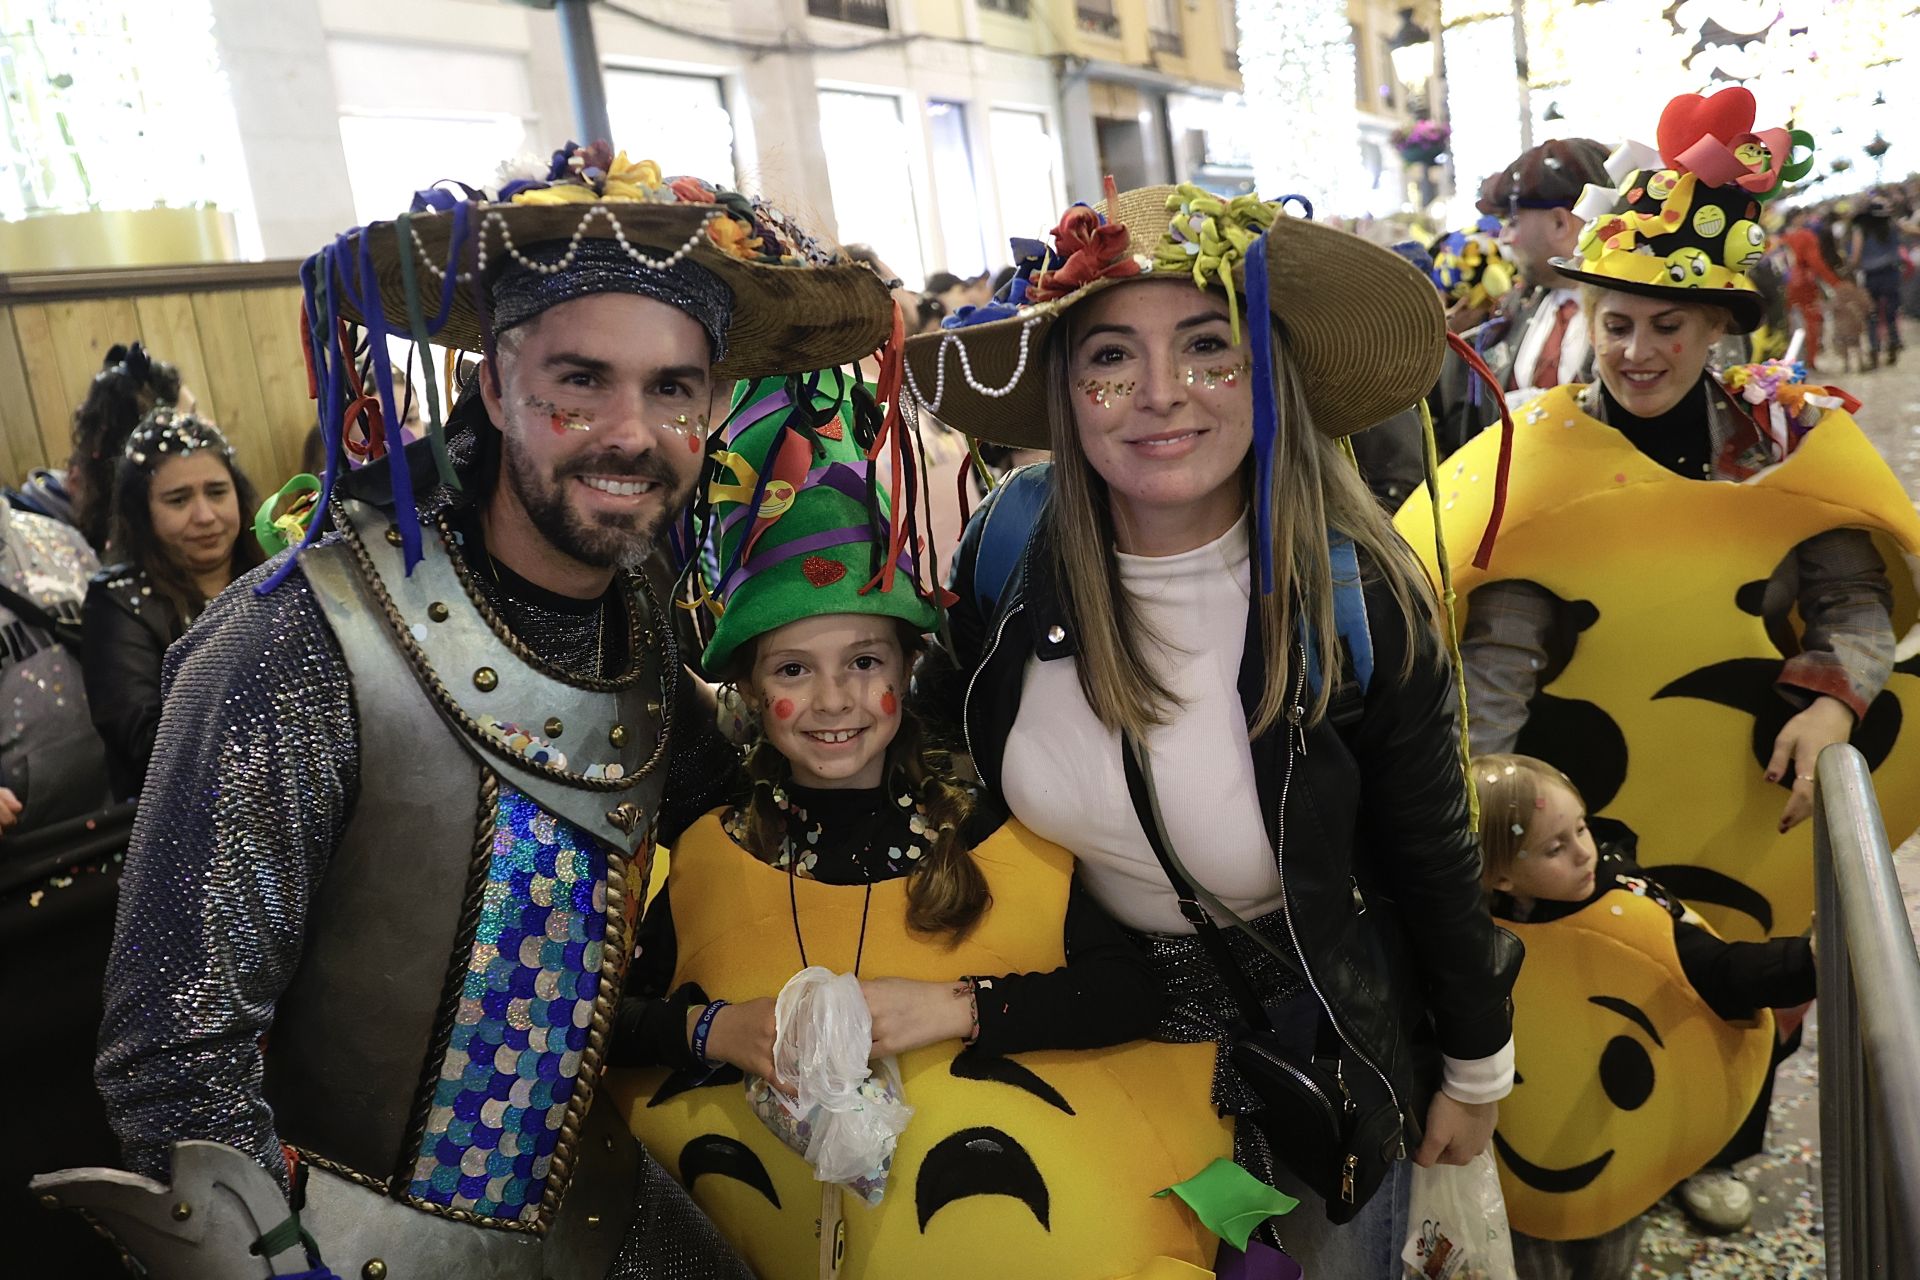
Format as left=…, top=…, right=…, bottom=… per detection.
left=604, top=368, right=1231, bottom=1280
left=1471, top=755, right=1808, bottom=1274
left=1397, top=86, right=1920, bottom=1233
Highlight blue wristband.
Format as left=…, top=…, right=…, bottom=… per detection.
left=691, top=1000, right=729, bottom=1068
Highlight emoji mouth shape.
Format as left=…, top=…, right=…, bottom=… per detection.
left=916, top=1126, right=1049, bottom=1231
left=1492, top=1131, right=1614, bottom=1194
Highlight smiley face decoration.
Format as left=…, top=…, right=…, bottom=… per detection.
left=605, top=814, right=1232, bottom=1280
left=1493, top=890, right=1775, bottom=1239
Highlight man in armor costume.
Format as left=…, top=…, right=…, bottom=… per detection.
left=35, top=146, right=893, bottom=1279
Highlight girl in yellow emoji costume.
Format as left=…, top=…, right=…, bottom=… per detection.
left=1397, top=86, right=1920, bottom=1234
left=1472, top=755, right=1809, bottom=1274
left=604, top=368, right=1231, bottom=1280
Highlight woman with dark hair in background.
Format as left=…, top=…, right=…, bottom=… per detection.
left=81, top=410, right=263, bottom=801
left=68, top=343, right=185, bottom=552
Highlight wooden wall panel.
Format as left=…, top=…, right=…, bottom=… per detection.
left=240, top=287, right=314, bottom=489
left=0, top=308, right=35, bottom=485
left=188, top=291, right=276, bottom=491
left=10, top=304, right=75, bottom=470
left=132, top=293, right=217, bottom=426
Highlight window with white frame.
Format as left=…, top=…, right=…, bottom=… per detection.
left=987, top=108, right=1061, bottom=250
left=818, top=88, right=926, bottom=289
left=925, top=101, right=988, bottom=278
left=604, top=67, right=737, bottom=186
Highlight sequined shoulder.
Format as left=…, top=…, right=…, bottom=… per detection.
left=89, top=562, right=151, bottom=612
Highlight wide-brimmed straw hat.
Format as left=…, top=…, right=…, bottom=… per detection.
left=1550, top=88, right=1813, bottom=335
left=318, top=144, right=892, bottom=381
left=902, top=183, right=1445, bottom=449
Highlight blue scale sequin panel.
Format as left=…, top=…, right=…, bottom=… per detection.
left=407, top=782, right=608, bottom=1220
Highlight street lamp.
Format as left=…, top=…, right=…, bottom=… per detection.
left=1388, top=7, right=1434, bottom=96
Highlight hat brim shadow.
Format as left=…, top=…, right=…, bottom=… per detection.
left=1549, top=259, right=1766, bottom=335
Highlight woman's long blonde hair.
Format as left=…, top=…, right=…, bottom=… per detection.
left=1042, top=314, right=1442, bottom=739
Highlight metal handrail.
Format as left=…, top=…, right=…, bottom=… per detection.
left=1813, top=743, right=1920, bottom=1276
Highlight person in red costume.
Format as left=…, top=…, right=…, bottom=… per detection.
left=1781, top=209, right=1840, bottom=369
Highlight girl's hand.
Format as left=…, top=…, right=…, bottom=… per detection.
left=861, top=977, right=974, bottom=1058
left=1414, top=1093, right=1497, bottom=1168
left=691, top=997, right=781, bottom=1085
left=1767, top=695, right=1857, bottom=832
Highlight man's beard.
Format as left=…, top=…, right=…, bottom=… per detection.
left=501, top=430, right=692, bottom=572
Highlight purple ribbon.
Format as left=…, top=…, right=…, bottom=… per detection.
left=718, top=525, right=915, bottom=599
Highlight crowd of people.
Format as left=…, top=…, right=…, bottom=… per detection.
left=7, top=84, right=1917, bottom=1280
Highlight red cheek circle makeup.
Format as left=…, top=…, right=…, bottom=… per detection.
left=772, top=698, right=795, bottom=721
left=880, top=690, right=898, bottom=716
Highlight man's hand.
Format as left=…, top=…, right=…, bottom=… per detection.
left=1767, top=696, right=1856, bottom=832
left=692, top=997, right=780, bottom=1084
left=1413, top=1092, right=1497, bottom=1168
left=0, top=787, right=22, bottom=836
left=861, top=977, right=974, bottom=1058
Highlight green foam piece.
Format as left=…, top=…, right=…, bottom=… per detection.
left=1153, top=1158, right=1300, bottom=1251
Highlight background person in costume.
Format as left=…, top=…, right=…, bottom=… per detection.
left=1472, top=755, right=1810, bottom=1274
left=1413, top=87, right=1900, bottom=1234
left=65, top=144, right=890, bottom=1280
left=910, top=182, right=1521, bottom=1275
left=82, top=410, right=263, bottom=803
left=1781, top=208, right=1842, bottom=370
left=607, top=368, right=1228, bottom=1280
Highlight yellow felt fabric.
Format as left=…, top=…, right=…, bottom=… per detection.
left=1397, top=386, right=1920, bottom=941
left=1495, top=890, right=1775, bottom=1240
left=604, top=812, right=1232, bottom=1280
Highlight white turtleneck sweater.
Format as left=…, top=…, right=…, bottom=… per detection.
left=1001, top=513, right=1512, bottom=1104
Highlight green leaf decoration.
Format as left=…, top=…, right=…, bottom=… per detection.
left=1153, top=1157, right=1299, bottom=1251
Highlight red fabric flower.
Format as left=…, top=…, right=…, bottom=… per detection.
left=670, top=175, right=716, bottom=204
left=1028, top=205, right=1141, bottom=303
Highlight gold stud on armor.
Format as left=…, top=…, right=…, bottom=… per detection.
left=545, top=717, right=564, bottom=738
left=428, top=601, right=449, bottom=622
left=473, top=667, right=499, bottom=692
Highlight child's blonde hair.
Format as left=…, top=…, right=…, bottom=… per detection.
left=1471, top=753, right=1583, bottom=889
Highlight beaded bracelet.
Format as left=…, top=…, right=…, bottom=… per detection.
left=691, top=1000, right=729, bottom=1067
left=960, top=978, right=982, bottom=1046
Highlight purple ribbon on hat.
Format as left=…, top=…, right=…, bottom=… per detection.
left=717, top=525, right=916, bottom=600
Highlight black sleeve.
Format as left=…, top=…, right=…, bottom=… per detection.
left=80, top=581, right=166, bottom=801
left=1350, top=563, right=1523, bottom=1060
left=965, top=877, right=1166, bottom=1057
left=608, top=883, right=704, bottom=1069
left=1672, top=922, right=1816, bottom=1022
left=657, top=669, right=742, bottom=846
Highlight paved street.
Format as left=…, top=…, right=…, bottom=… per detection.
left=1633, top=340, right=1920, bottom=1278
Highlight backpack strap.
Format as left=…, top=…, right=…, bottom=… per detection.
left=1301, top=535, right=1374, bottom=720
left=971, top=462, right=1051, bottom=615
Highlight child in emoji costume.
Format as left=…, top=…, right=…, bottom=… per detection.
left=604, top=368, right=1232, bottom=1280
left=1472, top=755, right=1808, bottom=1272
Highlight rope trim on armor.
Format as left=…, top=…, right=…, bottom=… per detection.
left=333, top=509, right=672, bottom=791
left=391, top=768, right=509, bottom=1210
left=291, top=1144, right=546, bottom=1236
left=536, top=838, right=633, bottom=1218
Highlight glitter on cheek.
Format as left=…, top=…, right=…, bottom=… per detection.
left=772, top=698, right=795, bottom=721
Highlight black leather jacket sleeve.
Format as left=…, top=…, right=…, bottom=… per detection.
left=81, top=579, right=166, bottom=802
left=1348, top=574, right=1522, bottom=1062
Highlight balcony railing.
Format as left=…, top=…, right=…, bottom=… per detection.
left=979, top=0, right=1031, bottom=14
left=810, top=0, right=889, bottom=28
left=1150, top=28, right=1185, bottom=55
left=1076, top=7, right=1122, bottom=37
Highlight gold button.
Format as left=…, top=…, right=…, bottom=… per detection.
left=646, top=700, right=662, bottom=717
left=170, top=1201, right=192, bottom=1221
left=545, top=718, right=564, bottom=738
left=385, top=527, right=403, bottom=546
left=428, top=602, right=449, bottom=622
left=38, top=1194, right=58, bottom=1210
left=473, top=667, right=498, bottom=692
left=608, top=724, right=628, bottom=748
left=586, top=1214, right=602, bottom=1229
left=363, top=1262, right=388, bottom=1280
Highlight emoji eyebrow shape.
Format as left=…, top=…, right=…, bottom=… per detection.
left=915, top=1126, right=1049, bottom=1232
left=1587, top=995, right=1664, bottom=1048
left=948, top=1054, right=1075, bottom=1116
left=1492, top=1131, right=1614, bottom=1194
left=679, top=1134, right=781, bottom=1209
left=648, top=1064, right=743, bottom=1107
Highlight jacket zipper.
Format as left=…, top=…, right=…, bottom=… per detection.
left=1236, top=1040, right=1344, bottom=1139
left=1269, top=641, right=1404, bottom=1195
left=964, top=602, right=1025, bottom=773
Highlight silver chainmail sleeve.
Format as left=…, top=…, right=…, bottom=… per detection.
left=95, top=550, right=359, bottom=1190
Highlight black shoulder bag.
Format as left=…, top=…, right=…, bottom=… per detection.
left=1121, top=732, right=1399, bottom=1223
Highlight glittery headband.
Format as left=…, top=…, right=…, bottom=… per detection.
left=123, top=409, right=235, bottom=469
left=489, top=237, right=735, bottom=361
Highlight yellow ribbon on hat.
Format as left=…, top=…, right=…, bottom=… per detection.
left=1152, top=184, right=1278, bottom=344
left=512, top=153, right=669, bottom=205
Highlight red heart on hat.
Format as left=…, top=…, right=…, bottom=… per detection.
left=1657, top=88, right=1757, bottom=169
left=802, top=555, right=846, bottom=587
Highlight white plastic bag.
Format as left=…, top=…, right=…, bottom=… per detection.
left=1402, top=1151, right=1518, bottom=1280
left=746, top=966, right=913, bottom=1204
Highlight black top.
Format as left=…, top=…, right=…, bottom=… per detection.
left=610, top=780, right=1163, bottom=1070
left=82, top=565, right=188, bottom=802
left=1493, top=844, right=1815, bottom=1022
left=1601, top=375, right=1716, bottom=480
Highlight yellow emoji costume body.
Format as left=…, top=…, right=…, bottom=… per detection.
left=1397, top=384, right=1920, bottom=942
left=1493, top=889, right=1774, bottom=1239
left=604, top=811, right=1231, bottom=1280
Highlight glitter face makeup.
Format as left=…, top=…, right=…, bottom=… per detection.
left=1075, top=377, right=1137, bottom=409
left=1185, top=359, right=1249, bottom=390
left=657, top=411, right=710, bottom=453
left=523, top=395, right=594, bottom=434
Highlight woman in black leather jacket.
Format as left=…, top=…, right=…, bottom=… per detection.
left=906, top=184, right=1520, bottom=1274
left=82, top=412, right=262, bottom=801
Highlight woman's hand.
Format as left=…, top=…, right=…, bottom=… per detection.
left=1413, top=1093, right=1497, bottom=1168
left=691, top=997, right=781, bottom=1084
left=861, top=977, right=974, bottom=1058
left=1767, top=695, right=1856, bottom=832
left=0, top=786, right=21, bottom=836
